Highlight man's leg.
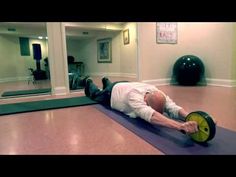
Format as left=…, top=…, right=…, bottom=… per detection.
left=102, top=77, right=112, bottom=89
left=80, top=75, right=90, bottom=86
left=85, top=78, right=128, bottom=106
left=85, top=79, right=98, bottom=97
left=85, top=79, right=112, bottom=106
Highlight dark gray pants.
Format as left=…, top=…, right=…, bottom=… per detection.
left=89, top=80, right=128, bottom=107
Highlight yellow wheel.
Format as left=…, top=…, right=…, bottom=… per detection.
left=186, top=111, right=216, bottom=143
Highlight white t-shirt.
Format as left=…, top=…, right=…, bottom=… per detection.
left=110, top=82, right=182, bottom=122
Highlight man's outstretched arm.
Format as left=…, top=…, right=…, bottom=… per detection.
left=150, top=111, right=198, bottom=133
left=178, top=108, right=189, bottom=120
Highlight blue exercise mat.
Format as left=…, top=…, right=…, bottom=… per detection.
left=94, top=104, right=236, bottom=155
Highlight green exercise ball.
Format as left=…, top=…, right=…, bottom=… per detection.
left=173, top=55, right=205, bottom=86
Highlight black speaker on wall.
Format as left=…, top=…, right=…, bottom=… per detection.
left=32, top=43, right=42, bottom=60
left=32, top=43, right=42, bottom=71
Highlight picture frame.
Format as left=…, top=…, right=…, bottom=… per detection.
left=123, top=29, right=130, bottom=45
left=156, top=22, right=177, bottom=44
left=97, top=38, right=112, bottom=63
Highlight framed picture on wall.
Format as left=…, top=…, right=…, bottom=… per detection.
left=156, top=22, right=177, bottom=44
left=123, top=29, right=129, bottom=45
left=97, top=38, right=112, bottom=63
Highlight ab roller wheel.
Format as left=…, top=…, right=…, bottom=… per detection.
left=184, top=111, right=216, bottom=143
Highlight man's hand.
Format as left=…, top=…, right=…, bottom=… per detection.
left=180, top=121, right=198, bottom=134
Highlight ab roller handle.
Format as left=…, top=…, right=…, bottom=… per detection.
left=180, top=111, right=216, bottom=143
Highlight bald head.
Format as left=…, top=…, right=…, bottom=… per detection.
left=145, top=91, right=166, bottom=114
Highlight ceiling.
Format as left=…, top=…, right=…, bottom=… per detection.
left=0, top=22, right=125, bottom=39
left=0, top=22, right=47, bottom=38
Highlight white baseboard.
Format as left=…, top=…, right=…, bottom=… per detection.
left=1, top=76, right=235, bottom=89
left=87, top=72, right=137, bottom=78
left=142, top=78, right=171, bottom=86
left=53, top=87, right=68, bottom=95
left=142, top=78, right=236, bottom=87
left=206, top=78, right=236, bottom=87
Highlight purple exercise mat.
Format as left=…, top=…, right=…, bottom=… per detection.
left=94, top=104, right=236, bottom=155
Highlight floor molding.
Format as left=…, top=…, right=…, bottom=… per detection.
left=142, top=78, right=171, bottom=86
left=88, top=72, right=137, bottom=78
left=206, top=78, right=236, bottom=87
left=142, top=78, right=236, bottom=87
left=54, top=87, right=68, bottom=95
